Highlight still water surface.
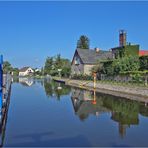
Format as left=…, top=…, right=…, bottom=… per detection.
left=2, top=78, right=148, bottom=147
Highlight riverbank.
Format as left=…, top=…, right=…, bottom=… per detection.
left=53, top=77, right=148, bottom=103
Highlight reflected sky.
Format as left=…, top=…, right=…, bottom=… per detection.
left=2, top=79, right=148, bottom=147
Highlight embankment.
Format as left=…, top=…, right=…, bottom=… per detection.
left=53, top=77, right=148, bottom=103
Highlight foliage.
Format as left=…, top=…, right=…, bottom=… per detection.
left=139, top=55, right=148, bottom=70
left=3, top=61, right=13, bottom=73
left=44, top=57, right=54, bottom=75
left=98, top=56, right=140, bottom=76
left=71, top=74, right=93, bottom=80
left=91, top=62, right=103, bottom=73
left=44, top=80, right=71, bottom=100
left=44, top=54, right=71, bottom=77
left=12, top=68, right=19, bottom=76
left=113, top=56, right=140, bottom=74
left=103, top=97, right=139, bottom=125
left=76, top=35, right=90, bottom=49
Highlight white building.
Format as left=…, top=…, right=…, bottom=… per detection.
left=19, top=67, right=34, bottom=76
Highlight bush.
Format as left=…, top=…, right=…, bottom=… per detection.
left=71, top=74, right=93, bottom=80
left=139, top=55, right=148, bottom=70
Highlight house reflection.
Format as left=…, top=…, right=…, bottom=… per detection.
left=19, top=77, right=34, bottom=86
left=71, top=87, right=109, bottom=121
left=71, top=87, right=148, bottom=138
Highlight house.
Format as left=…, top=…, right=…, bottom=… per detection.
left=139, top=50, right=148, bottom=56
left=71, top=48, right=113, bottom=75
left=19, top=67, right=34, bottom=76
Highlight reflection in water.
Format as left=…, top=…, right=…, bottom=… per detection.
left=71, top=87, right=148, bottom=138
left=43, top=79, right=71, bottom=100
left=19, top=77, right=34, bottom=86
left=2, top=79, right=148, bottom=146
left=71, top=87, right=109, bottom=121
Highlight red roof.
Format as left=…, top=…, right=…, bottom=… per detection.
left=139, top=50, right=148, bottom=56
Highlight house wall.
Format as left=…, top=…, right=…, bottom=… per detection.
left=19, top=68, right=34, bottom=76
left=84, top=64, right=95, bottom=75
left=71, top=54, right=84, bottom=75
left=71, top=63, right=84, bottom=75
left=71, top=51, right=95, bottom=75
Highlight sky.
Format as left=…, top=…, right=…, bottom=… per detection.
left=0, top=1, right=148, bottom=68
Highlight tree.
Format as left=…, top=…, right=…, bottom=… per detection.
left=44, top=54, right=71, bottom=77
left=13, top=68, right=19, bottom=76
left=44, top=57, right=54, bottom=75
left=77, top=35, right=90, bottom=49
left=139, top=56, right=148, bottom=70
left=3, top=61, right=13, bottom=73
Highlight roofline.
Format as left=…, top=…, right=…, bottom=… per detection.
left=71, top=49, right=84, bottom=65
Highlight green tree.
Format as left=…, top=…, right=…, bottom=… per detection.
left=12, top=68, right=19, bottom=76
left=44, top=55, right=71, bottom=77
left=113, top=56, right=140, bottom=74
left=44, top=57, right=54, bottom=75
left=3, top=61, right=13, bottom=73
left=77, top=35, right=90, bottom=49
left=139, top=56, right=148, bottom=70
left=96, top=56, right=140, bottom=76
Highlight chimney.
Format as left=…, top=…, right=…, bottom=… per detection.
left=95, top=47, right=100, bottom=53
left=119, top=30, right=126, bottom=47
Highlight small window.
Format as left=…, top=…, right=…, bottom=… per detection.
left=75, top=57, right=80, bottom=65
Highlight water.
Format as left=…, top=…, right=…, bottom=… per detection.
left=2, top=78, right=148, bottom=147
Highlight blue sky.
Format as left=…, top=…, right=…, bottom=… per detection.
left=0, top=1, right=148, bottom=68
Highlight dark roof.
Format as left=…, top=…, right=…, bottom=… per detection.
left=75, top=48, right=113, bottom=64
left=19, top=67, right=31, bottom=72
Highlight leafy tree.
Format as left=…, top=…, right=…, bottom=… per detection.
left=44, top=54, right=71, bottom=77
left=95, top=56, right=140, bottom=76
left=113, top=56, right=140, bottom=74
left=13, top=68, right=19, bottom=76
left=77, top=35, right=90, bottom=49
left=3, top=61, right=13, bottom=73
left=44, top=57, right=54, bottom=75
left=139, top=55, right=148, bottom=70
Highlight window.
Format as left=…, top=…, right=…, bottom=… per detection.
left=75, top=57, right=80, bottom=65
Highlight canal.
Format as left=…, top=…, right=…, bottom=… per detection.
left=2, top=78, right=148, bottom=147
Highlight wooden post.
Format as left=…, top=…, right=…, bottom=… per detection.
left=93, top=72, right=97, bottom=89
left=92, top=89, right=97, bottom=105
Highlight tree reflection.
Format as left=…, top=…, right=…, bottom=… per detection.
left=102, top=96, right=140, bottom=138
left=44, top=80, right=71, bottom=100
left=71, top=87, right=148, bottom=138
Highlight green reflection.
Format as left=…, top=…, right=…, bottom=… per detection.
left=71, top=87, right=148, bottom=138
left=44, top=79, right=71, bottom=100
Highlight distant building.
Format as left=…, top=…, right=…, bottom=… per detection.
left=71, top=48, right=113, bottom=75
left=19, top=67, right=34, bottom=76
